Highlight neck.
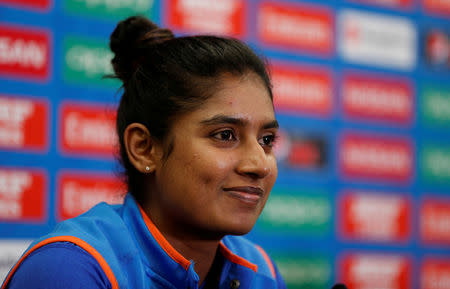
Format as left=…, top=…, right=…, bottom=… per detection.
left=142, top=204, right=223, bottom=286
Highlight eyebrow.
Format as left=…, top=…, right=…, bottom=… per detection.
left=200, top=115, right=279, bottom=129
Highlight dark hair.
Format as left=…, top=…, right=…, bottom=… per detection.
left=109, top=16, right=273, bottom=203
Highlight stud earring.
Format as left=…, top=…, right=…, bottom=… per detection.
left=145, top=166, right=150, bottom=171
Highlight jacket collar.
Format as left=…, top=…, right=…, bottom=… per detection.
left=121, top=194, right=258, bottom=288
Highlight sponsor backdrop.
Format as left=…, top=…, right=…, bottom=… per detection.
left=0, top=0, right=449, bottom=288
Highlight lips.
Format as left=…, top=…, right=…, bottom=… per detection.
left=223, top=186, right=264, bottom=204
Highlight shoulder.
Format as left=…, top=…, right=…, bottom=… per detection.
left=6, top=242, right=111, bottom=289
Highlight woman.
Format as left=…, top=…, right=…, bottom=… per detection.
left=2, top=16, right=286, bottom=289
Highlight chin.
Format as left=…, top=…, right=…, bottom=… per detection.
left=226, top=228, right=252, bottom=236
left=222, top=219, right=258, bottom=236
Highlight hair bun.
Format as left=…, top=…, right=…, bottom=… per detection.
left=109, top=16, right=174, bottom=83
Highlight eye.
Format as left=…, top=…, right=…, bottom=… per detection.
left=212, top=129, right=236, bottom=141
left=259, top=134, right=277, bottom=147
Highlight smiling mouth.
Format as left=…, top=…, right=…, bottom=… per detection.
left=223, top=186, right=263, bottom=205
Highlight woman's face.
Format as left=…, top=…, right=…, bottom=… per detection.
left=149, top=73, right=278, bottom=239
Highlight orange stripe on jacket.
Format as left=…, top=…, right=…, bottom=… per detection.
left=1, top=236, right=119, bottom=289
left=137, top=204, right=192, bottom=270
left=255, top=245, right=276, bottom=279
left=219, top=242, right=258, bottom=272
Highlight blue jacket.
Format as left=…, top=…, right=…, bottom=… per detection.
left=2, top=194, right=286, bottom=289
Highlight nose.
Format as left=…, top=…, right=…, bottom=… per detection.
left=236, top=139, right=272, bottom=179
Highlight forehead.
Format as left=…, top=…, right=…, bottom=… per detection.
left=195, top=73, right=274, bottom=120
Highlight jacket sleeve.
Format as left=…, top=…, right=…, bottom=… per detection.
left=6, top=242, right=111, bottom=289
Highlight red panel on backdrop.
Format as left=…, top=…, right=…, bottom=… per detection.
left=342, top=72, right=414, bottom=125
left=421, top=258, right=450, bottom=289
left=166, top=0, right=246, bottom=37
left=339, top=192, right=411, bottom=242
left=0, top=0, right=51, bottom=11
left=350, top=0, right=412, bottom=9
left=271, top=62, right=333, bottom=117
left=57, top=172, right=124, bottom=221
left=257, top=1, right=334, bottom=55
left=0, top=168, right=47, bottom=222
left=339, top=253, right=412, bottom=289
left=0, top=23, right=51, bottom=82
left=0, top=95, right=49, bottom=152
left=339, top=133, right=413, bottom=182
left=420, top=198, right=450, bottom=245
left=59, top=102, right=117, bottom=157
left=423, top=0, right=450, bottom=17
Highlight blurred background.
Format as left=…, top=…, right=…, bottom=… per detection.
left=0, top=0, right=449, bottom=288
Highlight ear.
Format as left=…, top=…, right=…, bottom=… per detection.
left=123, top=123, right=162, bottom=173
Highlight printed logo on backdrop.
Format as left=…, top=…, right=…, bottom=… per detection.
left=0, top=23, right=51, bottom=82
left=422, top=85, right=450, bottom=127
left=64, top=0, right=154, bottom=20
left=0, top=168, right=47, bottom=222
left=258, top=190, right=331, bottom=235
left=421, top=258, right=450, bottom=289
left=339, top=132, right=413, bottom=183
left=420, top=198, right=450, bottom=245
left=0, top=95, right=49, bottom=152
left=0, top=240, right=31, bottom=282
left=338, top=9, right=416, bottom=70
left=64, top=36, right=119, bottom=88
left=271, top=62, right=333, bottom=117
left=339, top=191, right=411, bottom=243
left=423, top=0, right=450, bottom=17
left=166, top=0, right=246, bottom=37
left=274, top=131, right=328, bottom=171
left=424, top=29, right=449, bottom=71
left=271, top=253, right=331, bottom=289
left=421, top=144, right=450, bottom=184
left=257, top=2, right=334, bottom=55
left=342, top=72, right=414, bottom=125
left=339, top=253, right=412, bottom=289
left=0, top=0, right=51, bottom=11
left=59, top=102, right=117, bottom=157
left=57, top=171, right=124, bottom=221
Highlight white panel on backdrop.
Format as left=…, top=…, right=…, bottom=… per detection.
left=0, top=240, right=31, bottom=282
left=338, top=9, right=417, bottom=70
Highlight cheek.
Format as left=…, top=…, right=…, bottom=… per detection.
left=194, top=153, right=236, bottom=186
left=267, top=158, right=278, bottom=187
left=272, top=158, right=278, bottom=180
